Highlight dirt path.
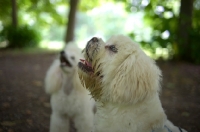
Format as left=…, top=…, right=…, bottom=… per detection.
left=0, top=51, right=199, bottom=132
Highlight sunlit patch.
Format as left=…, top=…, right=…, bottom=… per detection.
left=39, top=41, right=64, bottom=50
left=161, top=30, right=170, bottom=40
left=0, top=21, right=3, bottom=31
left=164, top=11, right=173, bottom=19
left=155, top=6, right=164, bottom=14
left=0, top=41, right=8, bottom=48
left=141, top=0, right=150, bottom=6
left=155, top=48, right=170, bottom=60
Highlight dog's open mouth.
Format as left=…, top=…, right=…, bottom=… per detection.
left=60, top=55, right=72, bottom=67
left=78, top=59, right=94, bottom=74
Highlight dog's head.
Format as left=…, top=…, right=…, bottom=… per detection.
left=60, top=42, right=82, bottom=73
left=78, top=35, right=161, bottom=104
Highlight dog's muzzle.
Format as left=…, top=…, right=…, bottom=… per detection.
left=85, top=37, right=100, bottom=61
left=78, top=37, right=100, bottom=74
left=60, top=51, right=72, bottom=67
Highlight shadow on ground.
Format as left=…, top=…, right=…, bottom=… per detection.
left=0, top=51, right=199, bottom=132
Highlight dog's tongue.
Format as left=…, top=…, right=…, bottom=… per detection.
left=80, top=59, right=92, bottom=67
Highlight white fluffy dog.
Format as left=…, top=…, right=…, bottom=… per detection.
left=45, top=43, right=95, bottom=132
left=78, top=35, right=187, bottom=132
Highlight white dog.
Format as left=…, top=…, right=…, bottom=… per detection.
left=45, top=43, right=95, bottom=132
left=78, top=35, right=187, bottom=132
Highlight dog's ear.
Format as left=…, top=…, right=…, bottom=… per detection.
left=109, top=51, right=161, bottom=104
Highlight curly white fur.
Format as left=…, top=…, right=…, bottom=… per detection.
left=45, top=42, right=95, bottom=132
left=78, top=35, right=187, bottom=132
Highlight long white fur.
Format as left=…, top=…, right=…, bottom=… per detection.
left=45, top=42, right=95, bottom=132
left=78, top=35, right=187, bottom=132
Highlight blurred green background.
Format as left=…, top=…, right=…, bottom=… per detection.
left=0, top=0, right=199, bottom=63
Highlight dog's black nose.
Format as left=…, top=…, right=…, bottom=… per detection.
left=60, top=51, right=65, bottom=55
left=91, top=37, right=98, bottom=42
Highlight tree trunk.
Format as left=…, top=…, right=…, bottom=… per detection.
left=11, top=0, right=17, bottom=28
left=177, top=0, right=194, bottom=61
left=65, top=0, right=79, bottom=43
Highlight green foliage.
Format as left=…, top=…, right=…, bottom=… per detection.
left=144, top=1, right=178, bottom=47
left=123, top=0, right=180, bottom=60
left=0, top=0, right=12, bottom=24
left=0, top=0, right=68, bottom=28
left=46, top=24, right=65, bottom=41
left=0, top=25, right=41, bottom=48
left=126, top=0, right=200, bottom=63
left=79, top=0, right=116, bottom=11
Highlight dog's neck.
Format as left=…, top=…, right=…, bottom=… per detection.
left=94, top=93, right=167, bottom=132
left=61, top=71, right=74, bottom=95
left=61, top=70, right=85, bottom=95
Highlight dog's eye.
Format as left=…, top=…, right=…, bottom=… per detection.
left=71, top=56, right=75, bottom=60
left=109, top=45, right=118, bottom=53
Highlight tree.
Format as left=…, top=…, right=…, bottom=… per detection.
left=177, top=0, right=194, bottom=61
left=65, top=0, right=79, bottom=43
left=64, top=0, right=105, bottom=43
left=11, top=0, right=18, bottom=27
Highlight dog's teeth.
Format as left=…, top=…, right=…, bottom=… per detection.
left=80, top=59, right=85, bottom=63
left=80, top=59, right=90, bottom=66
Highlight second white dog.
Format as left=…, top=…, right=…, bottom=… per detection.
left=45, top=43, right=95, bottom=132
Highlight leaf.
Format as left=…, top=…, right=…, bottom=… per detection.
left=26, top=109, right=32, bottom=115
left=32, top=80, right=42, bottom=87
left=43, top=102, right=50, bottom=108
left=181, top=112, right=190, bottom=117
left=2, top=102, right=10, bottom=108
left=26, top=119, right=33, bottom=125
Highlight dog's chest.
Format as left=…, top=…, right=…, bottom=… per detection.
left=51, top=90, right=86, bottom=114
left=94, top=104, right=151, bottom=132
